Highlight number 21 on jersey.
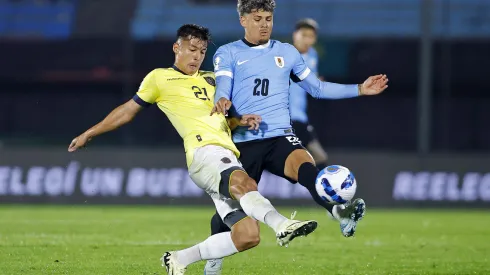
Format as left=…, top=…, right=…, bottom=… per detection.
left=192, top=86, right=210, bottom=101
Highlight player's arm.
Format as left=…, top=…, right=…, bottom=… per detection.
left=296, top=73, right=388, bottom=99
left=290, top=46, right=388, bottom=99
left=68, top=70, right=159, bottom=152
left=68, top=100, right=143, bottom=152
left=227, top=114, right=262, bottom=131
left=211, top=46, right=234, bottom=115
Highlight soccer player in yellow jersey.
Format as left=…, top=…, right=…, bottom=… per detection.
left=68, top=24, right=317, bottom=274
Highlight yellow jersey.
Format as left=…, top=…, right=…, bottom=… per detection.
left=135, top=67, right=239, bottom=167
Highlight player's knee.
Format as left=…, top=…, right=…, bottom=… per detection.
left=238, top=228, right=260, bottom=251
left=284, top=149, right=315, bottom=181
left=229, top=172, right=258, bottom=198
left=231, top=217, right=260, bottom=251
left=242, top=177, right=258, bottom=192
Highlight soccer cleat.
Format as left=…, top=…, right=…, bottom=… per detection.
left=332, top=198, right=366, bottom=237
left=276, top=219, right=318, bottom=247
left=203, top=258, right=223, bottom=275
left=161, top=251, right=187, bottom=275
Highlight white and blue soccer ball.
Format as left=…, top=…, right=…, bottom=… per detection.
left=315, top=165, right=357, bottom=205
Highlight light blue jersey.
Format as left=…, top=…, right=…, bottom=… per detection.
left=289, top=47, right=319, bottom=123
left=214, top=39, right=359, bottom=143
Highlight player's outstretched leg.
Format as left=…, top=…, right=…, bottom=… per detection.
left=169, top=173, right=317, bottom=275
left=285, top=149, right=366, bottom=237
left=173, top=148, right=316, bottom=274
left=163, top=216, right=259, bottom=274
left=227, top=169, right=317, bottom=246
left=203, top=169, right=319, bottom=275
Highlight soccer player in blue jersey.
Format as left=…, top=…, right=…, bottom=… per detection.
left=289, top=18, right=329, bottom=170
left=204, top=0, right=388, bottom=274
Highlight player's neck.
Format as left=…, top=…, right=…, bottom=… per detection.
left=172, top=64, right=196, bottom=75
left=242, top=37, right=269, bottom=47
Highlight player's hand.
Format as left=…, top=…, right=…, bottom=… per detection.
left=239, top=114, right=262, bottom=130
left=210, top=97, right=232, bottom=116
left=360, top=74, right=389, bottom=96
left=68, top=133, right=91, bottom=152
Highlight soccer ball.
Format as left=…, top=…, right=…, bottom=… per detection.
left=315, top=165, right=357, bottom=205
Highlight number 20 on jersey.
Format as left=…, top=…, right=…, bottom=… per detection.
left=253, top=78, right=270, bottom=96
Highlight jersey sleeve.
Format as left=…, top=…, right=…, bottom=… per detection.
left=133, top=69, right=159, bottom=107
left=297, top=74, right=359, bottom=99
left=214, top=45, right=234, bottom=79
left=289, top=44, right=312, bottom=82
left=213, top=45, right=234, bottom=103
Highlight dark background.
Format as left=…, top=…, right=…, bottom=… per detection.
left=0, top=0, right=489, bottom=206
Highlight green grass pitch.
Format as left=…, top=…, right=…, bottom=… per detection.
left=0, top=205, right=488, bottom=274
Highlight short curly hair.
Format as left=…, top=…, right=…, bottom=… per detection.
left=237, top=0, right=276, bottom=16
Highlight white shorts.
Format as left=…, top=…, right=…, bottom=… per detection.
left=189, top=145, right=244, bottom=220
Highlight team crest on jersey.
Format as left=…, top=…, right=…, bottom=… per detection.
left=204, top=76, right=216, bottom=86
left=274, top=56, right=285, bottom=68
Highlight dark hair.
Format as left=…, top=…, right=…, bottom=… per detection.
left=237, top=0, right=276, bottom=16
left=295, top=18, right=319, bottom=33
left=176, top=24, right=211, bottom=41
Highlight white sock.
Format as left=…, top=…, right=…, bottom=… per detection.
left=199, top=232, right=238, bottom=260
left=176, top=232, right=238, bottom=266
left=331, top=205, right=344, bottom=220
left=264, top=211, right=289, bottom=232
left=239, top=191, right=288, bottom=232
left=175, top=244, right=201, bottom=266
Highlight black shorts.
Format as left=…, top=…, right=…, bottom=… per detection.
left=292, top=121, right=318, bottom=146
left=236, top=135, right=306, bottom=184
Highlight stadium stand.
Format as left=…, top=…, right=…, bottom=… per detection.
left=0, top=0, right=76, bottom=38
left=130, top=0, right=490, bottom=39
